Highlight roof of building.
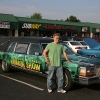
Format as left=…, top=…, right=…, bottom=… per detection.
left=0, top=13, right=18, bottom=22
left=85, top=22, right=100, bottom=28
left=0, top=13, right=100, bottom=29
left=16, top=16, right=88, bottom=27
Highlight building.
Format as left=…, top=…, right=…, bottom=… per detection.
left=0, top=14, right=18, bottom=36
left=0, top=13, right=100, bottom=38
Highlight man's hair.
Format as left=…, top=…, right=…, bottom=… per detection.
left=53, top=33, right=60, bottom=37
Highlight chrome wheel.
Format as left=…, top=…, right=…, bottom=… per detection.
left=63, top=70, right=73, bottom=90
left=64, top=73, right=69, bottom=87
left=2, top=60, right=10, bottom=72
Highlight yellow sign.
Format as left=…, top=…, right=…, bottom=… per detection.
left=22, top=23, right=41, bottom=29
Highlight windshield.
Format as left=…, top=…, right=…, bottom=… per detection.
left=80, top=42, right=87, bottom=45
left=70, top=42, right=81, bottom=45
left=41, top=43, right=75, bottom=55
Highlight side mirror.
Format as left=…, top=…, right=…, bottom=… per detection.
left=35, top=52, right=39, bottom=56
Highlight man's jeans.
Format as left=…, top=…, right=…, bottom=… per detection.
left=47, top=66, right=64, bottom=90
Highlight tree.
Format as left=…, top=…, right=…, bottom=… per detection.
left=65, top=15, right=81, bottom=22
left=30, top=13, right=42, bottom=19
left=55, top=19, right=64, bottom=21
left=60, top=19, right=64, bottom=21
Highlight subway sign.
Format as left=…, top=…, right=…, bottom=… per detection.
left=22, top=23, right=41, bottom=29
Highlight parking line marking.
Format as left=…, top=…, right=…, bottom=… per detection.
left=0, top=74, right=44, bottom=91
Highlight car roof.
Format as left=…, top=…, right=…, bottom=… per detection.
left=0, top=36, right=63, bottom=51
left=64, top=41, right=80, bottom=42
left=61, top=36, right=84, bottom=41
left=0, top=36, right=54, bottom=43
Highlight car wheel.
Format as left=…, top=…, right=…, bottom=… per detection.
left=2, top=60, right=10, bottom=72
left=63, top=69, right=73, bottom=90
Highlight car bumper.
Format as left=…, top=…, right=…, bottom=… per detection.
left=78, top=76, right=100, bottom=85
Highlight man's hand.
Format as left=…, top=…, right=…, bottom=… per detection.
left=46, top=59, right=51, bottom=66
left=63, top=52, right=71, bottom=64
left=43, top=49, right=50, bottom=66
left=66, top=60, right=71, bottom=64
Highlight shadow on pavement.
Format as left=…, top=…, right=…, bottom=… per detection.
left=85, top=84, right=100, bottom=91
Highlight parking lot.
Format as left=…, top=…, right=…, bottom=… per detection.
left=0, top=64, right=100, bottom=100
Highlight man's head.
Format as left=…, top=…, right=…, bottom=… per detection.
left=65, top=32, right=68, bottom=36
left=53, top=33, right=60, bottom=43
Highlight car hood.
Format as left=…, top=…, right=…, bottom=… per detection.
left=93, top=45, right=100, bottom=49
left=78, top=49, right=99, bottom=51
left=61, top=54, right=100, bottom=65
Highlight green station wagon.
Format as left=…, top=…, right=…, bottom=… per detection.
left=0, top=37, right=100, bottom=90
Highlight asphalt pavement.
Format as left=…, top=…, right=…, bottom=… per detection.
left=0, top=65, right=100, bottom=100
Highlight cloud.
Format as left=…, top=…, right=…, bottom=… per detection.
left=40, top=11, right=60, bottom=19
left=0, top=4, right=60, bottom=20
left=87, top=6, right=99, bottom=9
left=0, top=4, right=100, bottom=23
left=0, top=5, right=36, bottom=17
left=76, top=12, right=100, bottom=23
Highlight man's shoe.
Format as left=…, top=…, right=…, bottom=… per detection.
left=48, top=89, right=52, bottom=93
left=57, top=89, right=66, bottom=93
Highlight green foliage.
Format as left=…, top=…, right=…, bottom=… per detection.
left=30, top=13, right=42, bottom=19
left=65, top=15, right=81, bottom=22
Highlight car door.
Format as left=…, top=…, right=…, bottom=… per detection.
left=2, top=42, right=17, bottom=65
left=25, top=43, right=43, bottom=72
left=10, top=43, right=29, bottom=68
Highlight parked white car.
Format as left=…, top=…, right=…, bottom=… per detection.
left=64, top=41, right=87, bottom=53
left=78, top=41, right=90, bottom=49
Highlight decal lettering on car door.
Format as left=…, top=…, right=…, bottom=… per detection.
left=10, top=55, right=25, bottom=68
left=25, top=59, right=41, bottom=71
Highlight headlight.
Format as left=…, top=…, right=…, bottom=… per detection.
left=80, top=67, right=95, bottom=77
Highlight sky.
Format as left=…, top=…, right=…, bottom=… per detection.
left=0, top=0, right=100, bottom=23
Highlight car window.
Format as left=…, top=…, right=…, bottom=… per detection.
left=70, top=42, right=80, bottom=45
left=62, top=44, right=75, bottom=54
left=15, top=43, right=29, bottom=54
left=29, top=44, right=42, bottom=55
left=42, top=43, right=74, bottom=54
left=42, top=44, right=48, bottom=50
left=7, top=43, right=16, bottom=52
left=63, top=42, right=68, bottom=44
left=80, top=42, right=87, bottom=45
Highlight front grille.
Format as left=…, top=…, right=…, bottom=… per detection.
left=95, top=65, right=100, bottom=77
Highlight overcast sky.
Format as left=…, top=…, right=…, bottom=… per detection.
left=0, top=0, right=100, bottom=23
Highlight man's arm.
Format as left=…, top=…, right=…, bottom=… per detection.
left=43, top=49, right=51, bottom=66
left=63, top=52, right=71, bottom=64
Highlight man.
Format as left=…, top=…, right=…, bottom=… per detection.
left=43, top=33, right=71, bottom=93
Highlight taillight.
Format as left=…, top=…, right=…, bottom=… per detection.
left=75, top=47, right=82, bottom=49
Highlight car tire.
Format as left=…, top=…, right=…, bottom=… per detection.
left=63, top=69, right=73, bottom=90
left=2, top=60, right=10, bottom=72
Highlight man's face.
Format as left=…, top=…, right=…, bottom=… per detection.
left=53, top=35, right=60, bottom=43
